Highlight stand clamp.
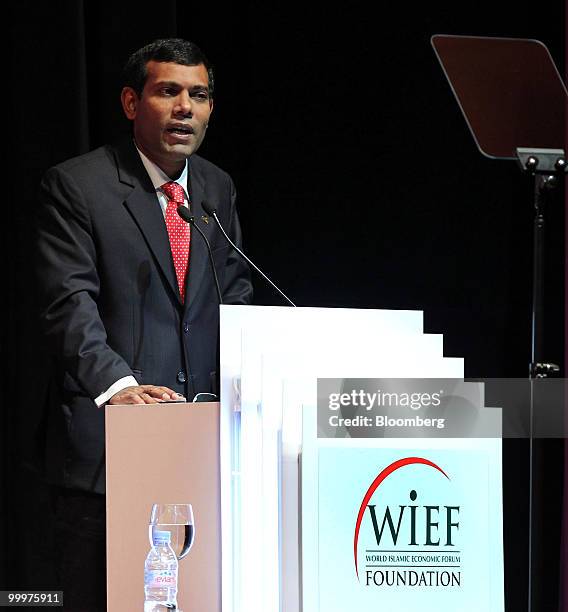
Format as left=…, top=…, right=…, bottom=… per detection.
left=529, top=362, right=560, bottom=378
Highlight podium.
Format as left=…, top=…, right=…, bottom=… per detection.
left=106, top=305, right=505, bottom=612
left=105, top=402, right=221, bottom=611
left=219, top=305, right=504, bottom=612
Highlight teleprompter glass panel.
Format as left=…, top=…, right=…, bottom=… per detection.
left=432, top=35, right=567, bottom=159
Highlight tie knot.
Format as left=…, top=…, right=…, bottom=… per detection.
left=162, top=181, right=185, bottom=203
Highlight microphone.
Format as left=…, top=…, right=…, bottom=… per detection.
left=201, top=200, right=296, bottom=307
left=177, top=205, right=223, bottom=305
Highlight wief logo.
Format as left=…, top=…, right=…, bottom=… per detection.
left=353, top=457, right=462, bottom=588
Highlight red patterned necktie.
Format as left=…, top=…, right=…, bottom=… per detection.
left=161, top=181, right=190, bottom=302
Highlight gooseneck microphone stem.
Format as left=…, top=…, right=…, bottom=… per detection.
left=203, top=202, right=296, bottom=307
left=177, top=206, right=223, bottom=305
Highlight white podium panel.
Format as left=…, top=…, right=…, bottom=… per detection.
left=301, top=417, right=504, bottom=612
left=219, top=305, right=503, bottom=612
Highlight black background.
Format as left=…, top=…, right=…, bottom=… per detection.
left=4, top=2, right=566, bottom=610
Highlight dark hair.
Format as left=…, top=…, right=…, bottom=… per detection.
left=123, top=38, right=214, bottom=98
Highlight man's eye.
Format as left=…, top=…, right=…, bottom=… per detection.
left=192, top=91, right=210, bottom=101
left=161, top=87, right=176, bottom=96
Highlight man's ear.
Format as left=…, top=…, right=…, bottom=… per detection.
left=121, top=87, right=138, bottom=120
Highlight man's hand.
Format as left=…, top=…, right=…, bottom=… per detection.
left=108, top=385, right=186, bottom=405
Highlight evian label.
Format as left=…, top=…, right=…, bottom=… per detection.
left=144, top=569, right=177, bottom=587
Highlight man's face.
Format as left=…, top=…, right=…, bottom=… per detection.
left=121, top=60, right=213, bottom=177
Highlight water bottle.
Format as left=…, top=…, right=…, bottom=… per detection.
left=144, top=529, right=178, bottom=611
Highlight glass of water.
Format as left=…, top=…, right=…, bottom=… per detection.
left=149, top=503, right=195, bottom=560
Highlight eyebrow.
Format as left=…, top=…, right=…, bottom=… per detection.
left=154, top=80, right=210, bottom=92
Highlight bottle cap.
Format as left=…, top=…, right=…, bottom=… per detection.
left=152, top=530, right=171, bottom=545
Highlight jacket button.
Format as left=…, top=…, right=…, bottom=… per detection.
left=177, top=371, right=187, bottom=384
left=183, top=323, right=190, bottom=333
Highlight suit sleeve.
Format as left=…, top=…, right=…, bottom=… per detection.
left=220, top=177, right=254, bottom=305
left=36, top=166, right=134, bottom=399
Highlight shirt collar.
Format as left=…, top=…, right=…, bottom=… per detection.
left=134, top=141, right=189, bottom=198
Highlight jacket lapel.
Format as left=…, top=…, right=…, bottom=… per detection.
left=113, top=139, right=181, bottom=305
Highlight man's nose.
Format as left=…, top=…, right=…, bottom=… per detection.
left=174, top=91, right=192, bottom=116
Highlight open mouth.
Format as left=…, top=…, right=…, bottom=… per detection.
left=166, top=125, right=194, bottom=136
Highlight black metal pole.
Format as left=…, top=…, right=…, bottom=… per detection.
left=530, top=175, right=548, bottom=377
left=527, top=172, right=560, bottom=612
left=527, top=170, right=562, bottom=380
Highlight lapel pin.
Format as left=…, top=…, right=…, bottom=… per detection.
left=201, top=215, right=209, bottom=224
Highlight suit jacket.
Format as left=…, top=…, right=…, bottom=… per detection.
left=36, top=138, right=252, bottom=493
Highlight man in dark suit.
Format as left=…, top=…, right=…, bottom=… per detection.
left=35, top=38, right=252, bottom=609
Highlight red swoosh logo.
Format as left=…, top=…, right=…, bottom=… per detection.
left=353, top=457, right=449, bottom=579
